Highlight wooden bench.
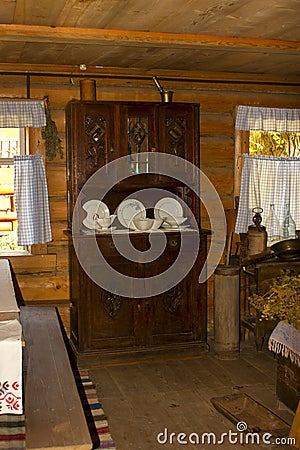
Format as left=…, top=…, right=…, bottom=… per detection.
left=21, top=306, right=92, bottom=450
left=0, top=258, right=20, bottom=321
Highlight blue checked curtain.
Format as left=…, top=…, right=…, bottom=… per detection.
left=235, top=106, right=300, bottom=238
left=235, top=154, right=300, bottom=235
left=14, top=154, right=52, bottom=245
left=235, top=106, right=300, bottom=132
left=0, top=100, right=46, bottom=128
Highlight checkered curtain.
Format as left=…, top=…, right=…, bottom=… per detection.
left=14, top=154, right=52, bottom=245
left=235, top=154, right=300, bottom=235
left=0, top=100, right=46, bottom=128
left=235, top=106, right=300, bottom=132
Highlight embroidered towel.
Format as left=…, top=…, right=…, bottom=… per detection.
left=0, top=319, right=22, bottom=414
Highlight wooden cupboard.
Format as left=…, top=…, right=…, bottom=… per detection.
left=66, top=100, right=210, bottom=366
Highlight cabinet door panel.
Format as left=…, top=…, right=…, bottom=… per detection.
left=158, top=104, right=199, bottom=164
left=77, top=103, right=116, bottom=189
left=151, top=281, right=194, bottom=345
left=119, top=104, right=157, bottom=174
left=144, top=239, right=197, bottom=345
left=89, top=284, right=137, bottom=349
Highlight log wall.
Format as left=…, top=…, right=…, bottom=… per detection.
left=0, top=72, right=299, bottom=329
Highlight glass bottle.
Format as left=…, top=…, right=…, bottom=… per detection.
left=282, top=203, right=296, bottom=239
left=265, top=204, right=281, bottom=243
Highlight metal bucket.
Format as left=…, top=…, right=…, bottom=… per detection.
left=247, top=226, right=267, bottom=256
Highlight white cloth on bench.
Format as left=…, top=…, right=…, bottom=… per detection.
left=268, top=320, right=300, bottom=367
left=0, top=319, right=22, bottom=414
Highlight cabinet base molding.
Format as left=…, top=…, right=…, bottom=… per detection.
left=71, top=340, right=209, bottom=369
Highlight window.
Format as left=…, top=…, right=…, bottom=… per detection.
left=249, top=130, right=300, bottom=157
left=234, top=106, right=300, bottom=241
left=235, top=130, right=300, bottom=200
left=0, top=128, right=28, bottom=253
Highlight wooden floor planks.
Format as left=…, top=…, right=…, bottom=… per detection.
left=89, top=340, right=296, bottom=450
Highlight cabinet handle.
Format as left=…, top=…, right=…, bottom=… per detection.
left=169, top=239, right=179, bottom=247
left=137, top=303, right=141, bottom=312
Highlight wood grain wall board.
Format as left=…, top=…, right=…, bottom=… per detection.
left=49, top=198, right=68, bottom=221
left=7, top=254, right=57, bottom=274
left=17, top=274, right=69, bottom=301
left=200, top=137, right=235, bottom=165
left=51, top=221, right=69, bottom=242
left=200, top=112, right=234, bottom=136
left=47, top=244, right=69, bottom=271
left=47, top=165, right=67, bottom=196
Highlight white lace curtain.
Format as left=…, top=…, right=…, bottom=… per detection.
left=14, top=154, right=52, bottom=245
left=235, top=154, right=300, bottom=236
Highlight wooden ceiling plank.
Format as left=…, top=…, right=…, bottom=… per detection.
left=57, top=0, right=95, bottom=27
left=0, top=24, right=298, bottom=53
left=14, top=0, right=68, bottom=26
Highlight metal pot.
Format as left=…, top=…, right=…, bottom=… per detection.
left=271, top=238, right=300, bottom=261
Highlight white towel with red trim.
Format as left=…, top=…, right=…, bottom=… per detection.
left=0, top=319, right=23, bottom=414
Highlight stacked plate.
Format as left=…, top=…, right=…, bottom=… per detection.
left=116, top=199, right=146, bottom=228
left=82, top=196, right=189, bottom=231
left=154, top=197, right=187, bottom=229
left=82, top=200, right=116, bottom=231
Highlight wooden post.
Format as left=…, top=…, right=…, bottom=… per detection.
left=214, top=265, right=240, bottom=359
left=80, top=79, right=96, bottom=100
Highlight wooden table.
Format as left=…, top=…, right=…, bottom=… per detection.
left=0, top=259, right=20, bottom=321
left=241, top=259, right=300, bottom=350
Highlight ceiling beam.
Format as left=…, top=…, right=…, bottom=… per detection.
left=0, top=24, right=299, bottom=53
left=0, top=63, right=298, bottom=87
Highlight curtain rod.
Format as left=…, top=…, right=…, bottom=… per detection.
left=0, top=70, right=298, bottom=87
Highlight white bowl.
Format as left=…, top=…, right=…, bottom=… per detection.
left=131, top=218, right=154, bottom=231
left=150, top=218, right=163, bottom=231
left=94, top=215, right=116, bottom=230
left=163, top=215, right=187, bottom=227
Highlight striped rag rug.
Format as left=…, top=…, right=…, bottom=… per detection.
left=0, top=414, right=25, bottom=450
left=78, top=370, right=116, bottom=450
left=0, top=371, right=115, bottom=450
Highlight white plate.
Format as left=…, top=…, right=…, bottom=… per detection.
left=117, top=199, right=146, bottom=228
left=161, top=224, right=191, bottom=230
left=82, top=200, right=110, bottom=229
left=154, top=197, right=183, bottom=220
left=95, top=226, right=117, bottom=233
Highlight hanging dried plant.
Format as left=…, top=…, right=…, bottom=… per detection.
left=249, top=269, right=300, bottom=330
left=42, top=96, right=63, bottom=160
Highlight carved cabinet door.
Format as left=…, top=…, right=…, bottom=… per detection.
left=143, top=232, right=198, bottom=346
left=158, top=104, right=199, bottom=164
left=66, top=101, right=116, bottom=223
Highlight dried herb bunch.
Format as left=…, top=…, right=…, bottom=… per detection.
left=42, top=96, right=63, bottom=160
left=249, top=270, right=300, bottom=329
